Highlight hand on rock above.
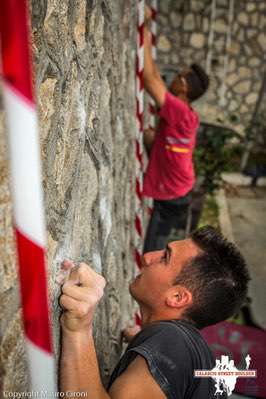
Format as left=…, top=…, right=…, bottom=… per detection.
left=122, top=325, right=141, bottom=343
left=59, top=260, right=106, bottom=335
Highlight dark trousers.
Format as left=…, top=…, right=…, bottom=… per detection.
left=143, top=192, right=192, bottom=253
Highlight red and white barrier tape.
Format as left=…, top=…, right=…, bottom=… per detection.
left=135, top=0, right=145, bottom=271
left=0, top=0, right=56, bottom=391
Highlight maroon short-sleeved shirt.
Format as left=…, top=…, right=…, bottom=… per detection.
left=143, top=91, right=199, bottom=200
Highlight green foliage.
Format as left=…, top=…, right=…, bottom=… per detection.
left=194, top=123, right=242, bottom=194
left=198, top=195, right=220, bottom=230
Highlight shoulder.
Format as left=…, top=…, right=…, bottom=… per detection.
left=163, top=91, right=188, bottom=110
left=129, top=321, right=196, bottom=368
left=109, top=355, right=167, bottom=399
left=159, top=92, right=194, bottom=126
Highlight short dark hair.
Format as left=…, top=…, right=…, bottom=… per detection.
left=186, top=63, right=209, bottom=102
left=175, top=225, right=250, bottom=329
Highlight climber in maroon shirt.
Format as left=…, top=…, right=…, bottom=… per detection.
left=143, top=6, right=209, bottom=252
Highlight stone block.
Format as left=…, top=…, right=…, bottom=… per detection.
left=248, top=57, right=261, bottom=67
left=214, top=19, right=228, bottom=34
left=237, top=12, right=249, bottom=26
left=159, top=0, right=171, bottom=14
left=157, top=35, right=171, bottom=52
left=246, top=3, right=256, bottom=12
left=229, top=100, right=239, bottom=112
left=238, top=67, right=252, bottom=79
left=257, top=33, right=266, bottom=52
left=228, top=59, right=236, bottom=73
left=250, top=12, right=259, bottom=27
left=233, top=80, right=251, bottom=94
left=190, top=33, right=205, bottom=49
left=246, top=93, right=258, bottom=105
left=247, top=29, right=258, bottom=39
left=227, top=73, right=239, bottom=86
left=169, top=12, right=181, bottom=29
left=228, top=42, right=240, bottom=55
left=190, top=0, right=205, bottom=12
left=183, top=13, right=195, bottom=31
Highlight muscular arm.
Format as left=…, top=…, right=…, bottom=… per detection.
left=61, top=332, right=166, bottom=399
left=59, top=262, right=166, bottom=399
left=144, top=26, right=166, bottom=107
left=60, top=329, right=109, bottom=399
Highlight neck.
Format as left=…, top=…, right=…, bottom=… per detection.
left=139, top=304, right=183, bottom=327
left=177, top=93, right=189, bottom=104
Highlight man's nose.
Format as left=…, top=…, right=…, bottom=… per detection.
left=142, top=249, right=164, bottom=267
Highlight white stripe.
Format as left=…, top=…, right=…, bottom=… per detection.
left=138, top=0, right=145, bottom=26
left=151, top=22, right=157, bottom=36
left=3, top=84, right=46, bottom=247
left=149, top=115, right=156, bottom=128
left=136, top=78, right=141, bottom=98
left=151, top=0, right=157, bottom=12
left=138, top=95, right=144, bottom=115
left=136, top=83, right=144, bottom=100
left=25, top=338, right=56, bottom=392
left=138, top=46, right=144, bottom=71
left=136, top=127, right=143, bottom=141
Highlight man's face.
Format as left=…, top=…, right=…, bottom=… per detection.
left=169, top=68, right=190, bottom=95
left=129, top=239, right=200, bottom=309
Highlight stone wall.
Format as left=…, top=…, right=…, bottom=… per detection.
left=0, top=0, right=137, bottom=393
left=157, top=0, right=266, bottom=133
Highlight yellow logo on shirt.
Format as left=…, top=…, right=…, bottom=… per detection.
left=165, top=145, right=189, bottom=153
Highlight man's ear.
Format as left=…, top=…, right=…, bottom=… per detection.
left=180, top=77, right=189, bottom=96
left=166, top=285, right=193, bottom=309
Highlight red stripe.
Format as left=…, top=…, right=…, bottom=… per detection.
left=136, top=179, right=142, bottom=200
left=135, top=141, right=143, bottom=166
left=151, top=7, right=157, bottom=19
left=135, top=249, right=142, bottom=269
left=136, top=73, right=144, bottom=90
left=148, top=206, right=153, bottom=216
left=16, top=229, right=52, bottom=353
left=135, top=215, right=143, bottom=237
left=136, top=108, right=144, bottom=132
left=149, top=103, right=156, bottom=115
left=0, top=0, right=34, bottom=103
left=135, top=312, right=142, bottom=326
left=138, top=24, right=144, bottom=46
left=136, top=64, right=144, bottom=83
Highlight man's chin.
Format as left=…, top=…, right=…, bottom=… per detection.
left=129, top=280, right=139, bottom=300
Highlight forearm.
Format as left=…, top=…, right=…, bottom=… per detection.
left=60, top=328, right=110, bottom=399
left=144, top=26, right=156, bottom=82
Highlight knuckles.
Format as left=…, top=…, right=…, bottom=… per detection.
left=59, top=262, right=106, bottom=319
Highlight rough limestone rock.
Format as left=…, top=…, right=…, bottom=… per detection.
left=0, top=0, right=138, bottom=392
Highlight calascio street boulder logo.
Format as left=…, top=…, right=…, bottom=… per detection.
left=194, top=354, right=256, bottom=396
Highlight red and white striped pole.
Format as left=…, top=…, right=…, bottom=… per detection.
left=135, top=0, right=145, bottom=274
left=148, top=0, right=157, bottom=131
left=0, top=0, right=56, bottom=392
left=146, top=0, right=157, bottom=217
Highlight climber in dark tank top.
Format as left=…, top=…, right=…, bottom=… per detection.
left=59, top=226, right=250, bottom=399
left=108, top=320, right=217, bottom=399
